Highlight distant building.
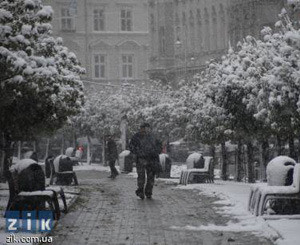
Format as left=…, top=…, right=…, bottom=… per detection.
left=43, top=0, right=149, bottom=86
left=148, top=0, right=286, bottom=82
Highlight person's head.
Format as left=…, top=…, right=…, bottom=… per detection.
left=140, top=123, right=151, bottom=135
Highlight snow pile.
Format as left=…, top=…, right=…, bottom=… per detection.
left=266, top=156, right=296, bottom=186
left=186, top=152, right=202, bottom=169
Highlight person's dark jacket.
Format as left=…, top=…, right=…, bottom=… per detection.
left=106, top=139, right=118, bottom=161
left=129, top=132, right=162, bottom=161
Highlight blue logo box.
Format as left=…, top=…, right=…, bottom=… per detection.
left=6, top=211, right=54, bottom=233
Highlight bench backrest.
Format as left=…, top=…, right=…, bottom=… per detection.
left=186, top=153, right=202, bottom=169
left=53, top=155, right=74, bottom=173
left=266, top=156, right=296, bottom=186
left=292, top=164, right=300, bottom=191
left=9, top=163, right=45, bottom=194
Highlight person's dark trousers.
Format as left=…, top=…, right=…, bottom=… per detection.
left=109, top=160, right=119, bottom=177
left=136, top=159, right=155, bottom=197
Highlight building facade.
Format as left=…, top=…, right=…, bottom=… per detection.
left=43, top=0, right=149, bottom=85
left=148, top=0, right=286, bottom=81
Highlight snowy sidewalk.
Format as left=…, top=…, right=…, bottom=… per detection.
left=176, top=180, right=300, bottom=245
left=50, top=167, right=272, bottom=245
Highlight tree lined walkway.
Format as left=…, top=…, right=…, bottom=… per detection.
left=51, top=170, right=273, bottom=245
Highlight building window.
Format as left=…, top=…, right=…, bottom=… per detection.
left=61, top=8, right=75, bottom=31
left=94, top=9, right=105, bottom=31
left=121, top=9, right=132, bottom=31
left=122, top=54, right=134, bottom=78
left=94, top=54, right=106, bottom=79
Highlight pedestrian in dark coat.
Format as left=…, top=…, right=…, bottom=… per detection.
left=106, top=135, right=119, bottom=179
left=129, top=123, right=162, bottom=199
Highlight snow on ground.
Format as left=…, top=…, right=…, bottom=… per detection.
left=167, top=164, right=300, bottom=245
left=126, top=163, right=185, bottom=180
left=268, top=219, right=300, bottom=245
left=170, top=164, right=187, bottom=178
left=73, top=162, right=111, bottom=172
left=127, top=167, right=138, bottom=178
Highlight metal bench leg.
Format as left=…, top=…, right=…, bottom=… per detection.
left=248, top=189, right=254, bottom=212
left=73, top=173, right=79, bottom=186
left=58, top=188, right=68, bottom=213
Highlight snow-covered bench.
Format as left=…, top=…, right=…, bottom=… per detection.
left=119, top=150, right=134, bottom=173
left=6, top=159, right=61, bottom=220
left=179, top=157, right=214, bottom=185
left=249, top=164, right=300, bottom=216
left=50, top=155, right=78, bottom=186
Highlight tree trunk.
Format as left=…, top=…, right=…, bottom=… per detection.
left=236, top=140, right=243, bottom=182
left=73, top=129, right=77, bottom=149
left=288, top=133, right=297, bottom=161
left=33, top=141, right=36, bottom=152
left=221, top=141, right=228, bottom=180
left=0, top=133, right=5, bottom=182
left=0, top=149, right=5, bottom=182
left=298, top=135, right=300, bottom=161
left=44, top=138, right=50, bottom=160
left=260, top=140, right=269, bottom=181
left=87, top=135, right=91, bottom=165
left=102, top=136, right=107, bottom=166
left=0, top=133, right=13, bottom=182
left=17, top=141, right=22, bottom=159
left=209, top=145, right=216, bottom=167
left=247, top=141, right=255, bottom=183
left=61, top=134, right=65, bottom=155
left=120, top=115, right=127, bottom=151
left=277, top=135, right=282, bottom=156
